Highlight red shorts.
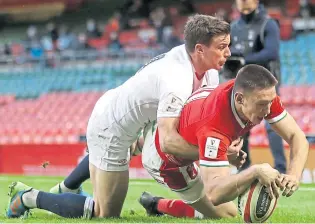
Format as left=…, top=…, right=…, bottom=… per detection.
left=141, top=122, right=204, bottom=203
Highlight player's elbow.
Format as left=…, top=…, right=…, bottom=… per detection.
left=218, top=206, right=238, bottom=218
left=207, top=193, right=238, bottom=218
left=206, top=185, right=220, bottom=206
left=209, top=194, right=221, bottom=207
left=227, top=207, right=238, bottom=218
left=288, top=128, right=307, bottom=145
left=291, top=131, right=309, bottom=152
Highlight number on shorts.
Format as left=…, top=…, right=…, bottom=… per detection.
left=186, top=164, right=198, bottom=180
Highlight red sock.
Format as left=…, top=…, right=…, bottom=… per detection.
left=157, top=199, right=195, bottom=218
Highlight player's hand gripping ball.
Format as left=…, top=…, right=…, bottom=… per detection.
left=238, top=180, right=278, bottom=223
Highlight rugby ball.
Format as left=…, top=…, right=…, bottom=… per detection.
left=238, top=180, right=278, bottom=223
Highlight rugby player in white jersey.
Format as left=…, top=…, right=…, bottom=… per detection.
left=6, top=14, right=231, bottom=219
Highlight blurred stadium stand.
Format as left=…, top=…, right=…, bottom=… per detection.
left=0, top=0, right=314, bottom=147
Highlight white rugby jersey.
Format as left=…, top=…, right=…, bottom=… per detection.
left=95, top=44, right=219, bottom=141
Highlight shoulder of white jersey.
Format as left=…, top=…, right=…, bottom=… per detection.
left=204, top=69, right=219, bottom=88
left=165, top=44, right=190, bottom=64
left=159, top=60, right=193, bottom=81
left=186, top=86, right=215, bottom=104
left=206, top=69, right=219, bottom=74
left=165, top=44, right=186, bottom=56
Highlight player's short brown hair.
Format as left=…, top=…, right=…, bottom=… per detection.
left=184, top=14, right=230, bottom=53
left=234, top=64, right=278, bottom=93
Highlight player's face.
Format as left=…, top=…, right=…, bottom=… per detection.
left=236, top=0, right=259, bottom=15
left=202, top=34, right=231, bottom=70
left=242, top=86, right=277, bottom=125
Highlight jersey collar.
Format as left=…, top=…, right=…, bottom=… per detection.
left=231, top=91, right=246, bottom=128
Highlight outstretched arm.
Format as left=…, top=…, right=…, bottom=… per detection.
left=271, top=113, right=309, bottom=196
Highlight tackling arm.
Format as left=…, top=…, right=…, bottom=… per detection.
left=158, top=117, right=199, bottom=160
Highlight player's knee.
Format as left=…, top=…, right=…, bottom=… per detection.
left=98, top=211, right=120, bottom=218
left=93, top=206, right=120, bottom=218
left=93, top=199, right=122, bottom=218
left=92, top=201, right=106, bottom=218
left=92, top=201, right=104, bottom=218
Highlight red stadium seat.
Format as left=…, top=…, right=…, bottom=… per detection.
left=292, top=86, right=307, bottom=105
left=119, top=30, right=139, bottom=45
left=280, top=86, right=307, bottom=106
left=268, top=8, right=283, bottom=21
left=88, top=38, right=109, bottom=49
left=286, top=0, right=300, bottom=17
left=1, top=86, right=311, bottom=145
left=195, top=2, right=231, bottom=15
left=305, top=86, right=315, bottom=105
left=280, top=18, right=293, bottom=40
left=280, top=86, right=294, bottom=106
left=11, top=43, right=25, bottom=56
left=172, top=16, right=188, bottom=32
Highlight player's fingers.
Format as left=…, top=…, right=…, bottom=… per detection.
left=282, top=182, right=294, bottom=197
left=286, top=185, right=298, bottom=197
left=237, top=139, right=244, bottom=147
left=264, top=183, right=273, bottom=199
left=268, top=185, right=274, bottom=199
left=241, top=151, right=247, bottom=160
left=275, top=176, right=283, bottom=189
left=280, top=175, right=289, bottom=191
left=238, top=160, right=244, bottom=169
left=271, top=181, right=279, bottom=199
left=231, top=138, right=241, bottom=146
left=227, top=147, right=238, bottom=156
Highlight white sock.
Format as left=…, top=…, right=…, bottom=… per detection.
left=83, top=197, right=94, bottom=219
left=22, top=189, right=39, bottom=209
left=194, top=210, right=204, bottom=219
left=60, top=181, right=79, bottom=193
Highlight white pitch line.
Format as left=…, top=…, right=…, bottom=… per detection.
left=296, top=187, right=315, bottom=191
left=0, top=176, right=59, bottom=183
left=0, top=176, right=315, bottom=190
left=0, top=176, right=157, bottom=185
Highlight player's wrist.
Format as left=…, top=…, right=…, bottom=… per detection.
left=287, top=169, right=302, bottom=181
left=251, top=164, right=260, bottom=179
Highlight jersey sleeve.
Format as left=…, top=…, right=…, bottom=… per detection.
left=157, top=65, right=193, bottom=118
left=265, top=95, right=287, bottom=124
left=197, top=126, right=231, bottom=167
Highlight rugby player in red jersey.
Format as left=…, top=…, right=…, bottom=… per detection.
left=138, top=64, right=309, bottom=219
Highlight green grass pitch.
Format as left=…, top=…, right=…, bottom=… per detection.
left=0, top=175, right=314, bottom=223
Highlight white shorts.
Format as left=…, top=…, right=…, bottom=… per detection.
left=142, top=122, right=205, bottom=204
left=87, top=91, right=133, bottom=172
